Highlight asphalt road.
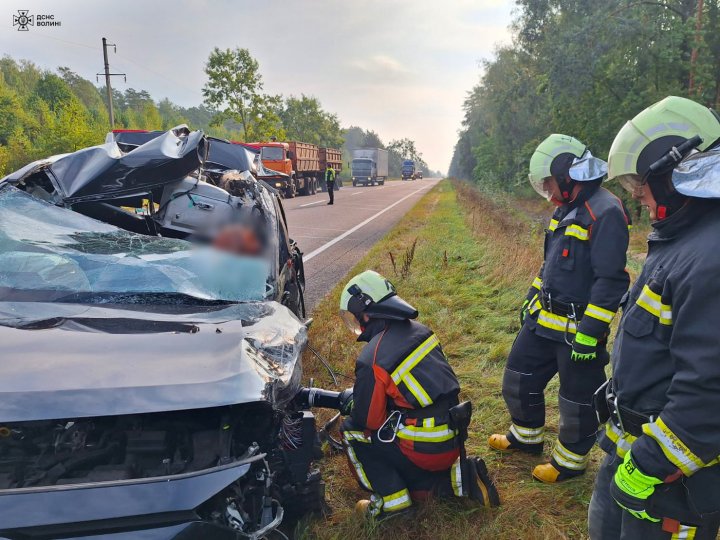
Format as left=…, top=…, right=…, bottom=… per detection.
left=282, top=178, right=440, bottom=311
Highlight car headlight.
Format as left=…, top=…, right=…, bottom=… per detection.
left=275, top=182, right=282, bottom=187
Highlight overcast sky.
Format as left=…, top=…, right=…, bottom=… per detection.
left=2, top=1, right=513, bottom=172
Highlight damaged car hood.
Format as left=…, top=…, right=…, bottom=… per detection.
left=0, top=300, right=306, bottom=422
left=1, top=127, right=206, bottom=203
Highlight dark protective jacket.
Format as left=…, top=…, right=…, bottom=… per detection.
left=350, top=318, right=460, bottom=470
left=325, top=168, right=335, bottom=182
left=525, top=186, right=630, bottom=343
left=601, top=199, right=720, bottom=498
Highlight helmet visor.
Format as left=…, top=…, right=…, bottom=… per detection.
left=529, top=173, right=554, bottom=200
left=568, top=152, right=608, bottom=182
left=672, top=147, right=720, bottom=198
left=340, top=310, right=362, bottom=336
left=616, top=173, right=646, bottom=196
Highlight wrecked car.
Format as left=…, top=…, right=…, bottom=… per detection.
left=2, top=126, right=305, bottom=318
left=0, top=131, right=326, bottom=538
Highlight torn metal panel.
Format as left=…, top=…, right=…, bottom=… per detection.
left=1, top=127, right=206, bottom=203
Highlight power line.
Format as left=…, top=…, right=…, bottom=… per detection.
left=96, top=38, right=126, bottom=129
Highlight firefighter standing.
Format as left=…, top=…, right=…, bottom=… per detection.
left=325, top=165, right=336, bottom=205
left=588, top=96, right=720, bottom=539
left=338, top=270, right=498, bottom=519
left=488, top=134, right=631, bottom=483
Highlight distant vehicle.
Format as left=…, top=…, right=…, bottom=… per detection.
left=351, top=148, right=389, bottom=186
left=402, top=159, right=416, bottom=181
left=251, top=141, right=343, bottom=198
left=416, top=171, right=423, bottom=179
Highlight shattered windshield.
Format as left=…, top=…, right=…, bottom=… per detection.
left=0, top=185, right=271, bottom=303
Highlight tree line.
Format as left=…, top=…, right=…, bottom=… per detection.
left=0, top=48, right=431, bottom=178
left=449, top=0, right=720, bottom=194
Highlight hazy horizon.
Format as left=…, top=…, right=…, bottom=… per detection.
left=2, top=1, right=514, bottom=172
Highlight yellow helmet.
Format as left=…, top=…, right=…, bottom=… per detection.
left=339, top=270, right=417, bottom=334
left=528, top=134, right=588, bottom=200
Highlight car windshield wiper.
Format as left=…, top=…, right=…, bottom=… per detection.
left=49, top=291, right=236, bottom=306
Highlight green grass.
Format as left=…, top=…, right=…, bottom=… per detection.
left=298, top=180, right=600, bottom=540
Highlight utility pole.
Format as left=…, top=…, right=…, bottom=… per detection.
left=97, top=37, right=126, bottom=129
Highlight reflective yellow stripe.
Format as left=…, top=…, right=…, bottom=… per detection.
left=391, top=334, right=439, bottom=407
left=605, top=423, right=635, bottom=458
left=422, top=417, right=435, bottom=428
left=636, top=285, right=673, bottom=325
left=397, top=423, right=457, bottom=443
left=404, top=372, right=433, bottom=406
left=343, top=430, right=371, bottom=443
left=552, top=441, right=589, bottom=471
left=548, top=219, right=559, bottom=232
left=528, top=295, right=540, bottom=314
left=382, top=488, right=412, bottom=511
left=643, top=418, right=705, bottom=476
left=564, top=224, right=589, bottom=241
left=536, top=309, right=577, bottom=334
left=391, top=334, right=439, bottom=384
left=532, top=277, right=543, bottom=290
left=509, top=423, right=544, bottom=444
left=671, top=524, right=697, bottom=540
left=451, top=461, right=463, bottom=496
left=345, top=445, right=372, bottom=490
left=584, top=303, right=615, bottom=324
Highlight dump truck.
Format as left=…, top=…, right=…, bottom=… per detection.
left=351, top=148, right=389, bottom=186
left=249, top=141, right=343, bottom=198
left=402, top=159, right=416, bottom=181
left=319, top=147, right=343, bottom=191
left=251, top=141, right=318, bottom=198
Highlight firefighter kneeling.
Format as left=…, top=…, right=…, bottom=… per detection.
left=331, top=270, right=499, bottom=520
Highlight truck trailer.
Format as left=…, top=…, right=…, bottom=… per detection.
left=249, top=141, right=342, bottom=198
left=351, top=148, right=389, bottom=186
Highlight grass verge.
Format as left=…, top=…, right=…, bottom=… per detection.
left=298, top=180, right=606, bottom=540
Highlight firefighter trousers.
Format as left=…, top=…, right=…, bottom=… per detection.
left=327, top=180, right=335, bottom=203
left=589, top=453, right=720, bottom=539
left=341, top=418, right=456, bottom=514
left=502, top=324, right=607, bottom=470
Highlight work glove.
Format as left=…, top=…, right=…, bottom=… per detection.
left=520, top=299, right=530, bottom=326
left=610, top=451, right=663, bottom=522
left=338, top=388, right=354, bottom=416
left=570, top=332, right=598, bottom=362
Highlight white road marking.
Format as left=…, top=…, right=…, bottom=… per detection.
left=299, top=200, right=326, bottom=207
left=351, top=191, right=366, bottom=196
left=303, top=185, right=431, bottom=262
left=292, top=226, right=348, bottom=232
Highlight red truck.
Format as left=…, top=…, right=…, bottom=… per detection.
left=251, top=140, right=342, bottom=198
